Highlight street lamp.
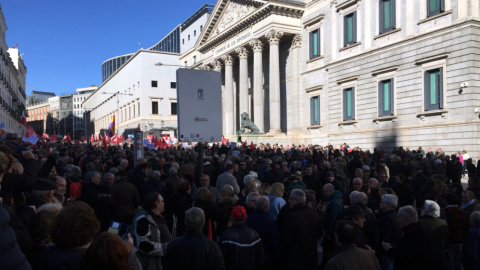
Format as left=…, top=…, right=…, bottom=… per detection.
left=102, top=92, right=133, bottom=135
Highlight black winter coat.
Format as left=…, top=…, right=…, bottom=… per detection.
left=164, top=231, right=225, bottom=270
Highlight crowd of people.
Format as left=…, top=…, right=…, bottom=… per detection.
left=0, top=132, right=480, bottom=270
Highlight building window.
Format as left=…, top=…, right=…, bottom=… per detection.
left=194, top=30, right=196, bottom=36
left=200, top=25, right=203, bottom=31
left=182, top=39, right=184, bottom=44
left=171, top=82, right=177, bottom=89
left=133, top=104, right=135, bottom=117
left=427, top=0, right=444, bottom=17
left=379, top=0, right=395, bottom=33
left=343, top=87, right=355, bottom=121
left=378, top=79, right=394, bottom=116
left=188, top=35, right=190, bottom=41
left=138, top=102, right=140, bottom=115
left=424, top=68, right=443, bottom=110
left=152, top=101, right=158, bottom=114
left=343, top=12, right=357, bottom=46
left=193, top=56, right=196, bottom=64
left=171, top=102, right=177, bottom=115
left=151, top=80, right=158, bottom=87
left=310, top=96, right=320, bottom=125
left=309, top=29, right=320, bottom=59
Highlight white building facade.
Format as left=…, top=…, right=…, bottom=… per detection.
left=83, top=50, right=180, bottom=138
left=0, top=7, right=26, bottom=135
left=181, top=0, right=480, bottom=155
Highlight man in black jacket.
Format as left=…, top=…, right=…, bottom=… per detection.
left=279, top=189, right=323, bottom=270
left=165, top=207, right=224, bottom=270
left=218, top=206, right=264, bottom=270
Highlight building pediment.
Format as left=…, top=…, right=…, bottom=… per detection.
left=210, top=0, right=260, bottom=39
left=196, top=0, right=304, bottom=53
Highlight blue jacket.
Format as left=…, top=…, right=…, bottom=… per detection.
left=324, top=190, right=343, bottom=235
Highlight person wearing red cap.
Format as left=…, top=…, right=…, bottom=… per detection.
left=218, top=205, right=264, bottom=270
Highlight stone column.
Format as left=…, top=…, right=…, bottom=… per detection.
left=249, top=39, right=264, bottom=133
left=222, top=55, right=235, bottom=135
left=235, top=46, right=249, bottom=124
left=290, top=34, right=302, bottom=133
left=265, top=30, right=283, bottom=134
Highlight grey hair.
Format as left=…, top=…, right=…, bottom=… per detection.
left=120, top=159, right=129, bottom=167
left=185, top=207, right=205, bottom=233
left=246, top=192, right=260, bottom=204
left=243, top=174, right=256, bottom=185
left=221, top=184, right=234, bottom=196
left=290, top=189, right=306, bottom=203
left=349, top=191, right=359, bottom=203
left=398, top=205, right=418, bottom=223
left=37, top=202, right=63, bottom=213
left=169, top=167, right=177, bottom=177
left=255, top=195, right=270, bottom=211
left=422, top=200, right=440, bottom=218
left=382, top=194, right=398, bottom=208
left=352, top=192, right=368, bottom=205
left=323, top=162, right=330, bottom=169
left=104, top=172, right=115, bottom=179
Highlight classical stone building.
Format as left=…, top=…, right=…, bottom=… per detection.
left=181, top=0, right=480, bottom=155
left=0, top=6, right=26, bottom=135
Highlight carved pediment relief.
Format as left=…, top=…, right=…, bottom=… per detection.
left=209, top=0, right=258, bottom=40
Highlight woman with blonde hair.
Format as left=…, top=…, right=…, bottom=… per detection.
left=267, top=182, right=286, bottom=220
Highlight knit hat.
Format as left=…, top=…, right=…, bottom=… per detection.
left=230, top=206, right=247, bottom=220
left=32, top=178, right=57, bottom=191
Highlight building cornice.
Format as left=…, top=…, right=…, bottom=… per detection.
left=197, top=2, right=304, bottom=53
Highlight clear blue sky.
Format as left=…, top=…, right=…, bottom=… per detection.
left=1, top=0, right=212, bottom=96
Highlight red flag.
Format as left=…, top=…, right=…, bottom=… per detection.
left=242, top=140, right=247, bottom=147
left=42, top=133, right=50, bottom=139
left=164, top=133, right=168, bottom=141
left=67, top=134, right=72, bottom=143
left=136, top=124, right=141, bottom=131
left=119, top=134, right=125, bottom=142
left=147, top=133, right=154, bottom=144
left=112, top=133, right=119, bottom=145
left=63, top=135, right=67, bottom=140
left=221, top=137, right=228, bottom=144
left=160, top=137, right=166, bottom=149
left=154, top=136, right=158, bottom=148
left=51, top=132, right=57, bottom=142
left=106, top=135, right=111, bottom=143
left=95, top=135, right=98, bottom=141
left=75, top=139, right=80, bottom=145
left=102, top=134, right=107, bottom=147
left=250, top=141, right=255, bottom=149
left=90, top=134, right=94, bottom=143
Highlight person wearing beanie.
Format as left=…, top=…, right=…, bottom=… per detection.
left=218, top=205, right=264, bottom=270
left=29, top=178, right=58, bottom=208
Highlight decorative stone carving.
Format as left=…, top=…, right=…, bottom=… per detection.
left=222, top=54, right=234, bottom=65
left=212, top=60, right=223, bottom=71
left=291, top=34, right=302, bottom=48
left=249, top=39, right=264, bottom=52
left=213, top=1, right=257, bottom=36
left=235, top=46, right=249, bottom=58
left=239, top=112, right=261, bottom=134
left=265, top=30, right=284, bottom=45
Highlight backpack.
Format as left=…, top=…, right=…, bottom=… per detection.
left=69, top=182, right=82, bottom=199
